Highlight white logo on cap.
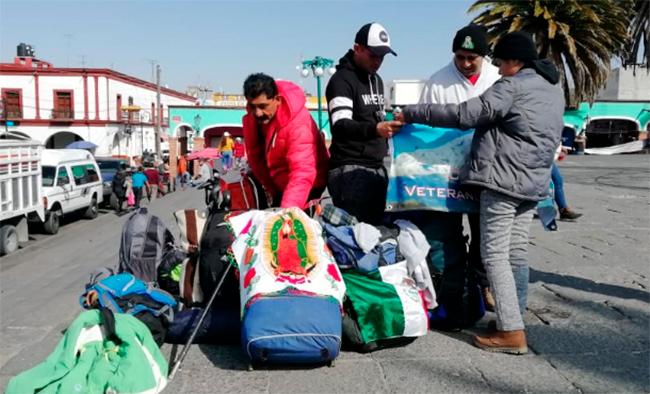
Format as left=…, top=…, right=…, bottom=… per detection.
left=367, top=23, right=391, bottom=48
left=462, top=36, right=475, bottom=50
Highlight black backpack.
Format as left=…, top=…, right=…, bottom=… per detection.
left=117, top=207, right=178, bottom=283
left=197, top=210, right=240, bottom=310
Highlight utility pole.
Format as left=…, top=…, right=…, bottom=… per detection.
left=1, top=98, right=8, bottom=133
left=64, top=34, right=72, bottom=67
left=144, top=59, right=157, bottom=82
left=155, top=64, right=162, bottom=158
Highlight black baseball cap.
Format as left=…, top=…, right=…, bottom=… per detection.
left=355, top=22, right=397, bottom=57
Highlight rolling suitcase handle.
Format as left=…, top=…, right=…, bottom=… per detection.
left=169, top=262, right=233, bottom=380
left=169, top=182, right=232, bottom=381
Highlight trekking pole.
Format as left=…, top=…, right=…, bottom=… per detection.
left=169, top=261, right=233, bottom=380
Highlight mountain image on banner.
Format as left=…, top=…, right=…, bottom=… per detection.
left=387, top=124, right=479, bottom=213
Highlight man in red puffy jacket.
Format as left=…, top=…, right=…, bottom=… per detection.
left=242, top=73, right=329, bottom=208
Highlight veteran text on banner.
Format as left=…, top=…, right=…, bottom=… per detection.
left=386, top=124, right=479, bottom=213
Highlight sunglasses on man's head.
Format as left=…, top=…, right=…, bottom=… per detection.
left=455, top=53, right=480, bottom=62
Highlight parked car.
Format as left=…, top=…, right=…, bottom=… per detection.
left=95, top=157, right=129, bottom=203
left=40, top=149, right=103, bottom=234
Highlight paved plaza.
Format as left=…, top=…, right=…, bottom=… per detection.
left=1, top=154, right=648, bottom=393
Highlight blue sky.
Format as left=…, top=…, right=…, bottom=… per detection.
left=1, top=0, right=477, bottom=95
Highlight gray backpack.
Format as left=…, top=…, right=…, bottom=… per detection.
left=118, top=207, right=176, bottom=283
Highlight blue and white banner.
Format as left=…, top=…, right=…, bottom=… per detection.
left=386, top=124, right=479, bottom=213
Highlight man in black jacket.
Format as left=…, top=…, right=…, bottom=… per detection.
left=325, top=22, right=403, bottom=225
left=111, top=163, right=127, bottom=213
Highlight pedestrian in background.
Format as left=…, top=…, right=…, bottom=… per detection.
left=177, top=155, right=188, bottom=190
left=111, top=163, right=128, bottom=213
left=220, top=132, right=235, bottom=171
left=552, top=155, right=582, bottom=221
left=191, top=158, right=213, bottom=186
left=144, top=163, right=160, bottom=202
left=125, top=170, right=135, bottom=209
left=131, top=166, right=149, bottom=208
left=397, top=31, right=565, bottom=355
left=233, top=137, right=246, bottom=168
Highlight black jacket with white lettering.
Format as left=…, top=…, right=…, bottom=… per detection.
left=325, top=50, right=388, bottom=169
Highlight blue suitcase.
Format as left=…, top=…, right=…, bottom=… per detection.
left=241, top=294, right=342, bottom=367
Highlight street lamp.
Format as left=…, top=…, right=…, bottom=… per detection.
left=139, top=110, right=151, bottom=157
left=299, top=56, right=336, bottom=131
left=193, top=114, right=202, bottom=135
left=191, top=114, right=202, bottom=152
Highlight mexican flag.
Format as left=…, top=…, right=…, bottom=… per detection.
left=342, top=261, right=429, bottom=343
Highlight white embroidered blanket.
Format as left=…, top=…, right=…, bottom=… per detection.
left=228, top=208, right=346, bottom=313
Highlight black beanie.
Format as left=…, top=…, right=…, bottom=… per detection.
left=452, top=24, right=488, bottom=56
left=493, top=31, right=539, bottom=61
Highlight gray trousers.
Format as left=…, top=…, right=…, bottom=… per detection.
left=480, top=189, right=536, bottom=331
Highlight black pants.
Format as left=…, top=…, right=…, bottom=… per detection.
left=112, top=192, right=125, bottom=213
left=133, top=187, right=143, bottom=208
left=327, top=165, right=388, bottom=225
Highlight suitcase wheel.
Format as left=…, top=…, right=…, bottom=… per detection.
left=247, top=363, right=255, bottom=372
left=327, top=360, right=335, bottom=368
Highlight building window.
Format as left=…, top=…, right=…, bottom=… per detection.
left=53, top=90, right=73, bottom=119
left=70, top=164, right=98, bottom=185
left=2, top=89, right=22, bottom=119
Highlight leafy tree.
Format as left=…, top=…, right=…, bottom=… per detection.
left=623, top=0, right=649, bottom=69
left=469, top=0, right=632, bottom=105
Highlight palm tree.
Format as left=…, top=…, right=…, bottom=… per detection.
left=468, top=0, right=632, bottom=106
left=623, top=0, right=649, bottom=69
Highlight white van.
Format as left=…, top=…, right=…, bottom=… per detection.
left=41, top=149, right=103, bottom=234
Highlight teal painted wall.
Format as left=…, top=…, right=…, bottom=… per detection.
left=170, top=101, right=649, bottom=143
left=563, top=101, right=650, bottom=133
left=168, top=106, right=331, bottom=139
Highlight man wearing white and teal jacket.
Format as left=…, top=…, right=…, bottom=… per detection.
left=401, top=25, right=502, bottom=333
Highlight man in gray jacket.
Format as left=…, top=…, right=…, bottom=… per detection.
left=395, top=31, right=564, bottom=354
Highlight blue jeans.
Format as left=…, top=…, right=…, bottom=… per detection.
left=221, top=151, right=233, bottom=170
left=176, top=172, right=189, bottom=188
left=551, top=163, right=567, bottom=210
left=480, top=189, right=536, bottom=331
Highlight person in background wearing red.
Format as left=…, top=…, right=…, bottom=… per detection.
left=233, top=137, right=246, bottom=168
left=177, top=155, right=188, bottom=190
left=144, top=163, right=160, bottom=202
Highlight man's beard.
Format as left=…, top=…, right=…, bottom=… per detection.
left=255, top=116, right=270, bottom=124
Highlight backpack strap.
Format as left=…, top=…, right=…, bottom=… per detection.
left=99, top=307, right=122, bottom=344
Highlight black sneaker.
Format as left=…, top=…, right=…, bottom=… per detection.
left=559, top=208, right=582, bottom=221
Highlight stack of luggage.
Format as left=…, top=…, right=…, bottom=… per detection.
left=7, top=207, right=182, bottom=394
left=228, top=207, right=347, bottom=367
left=319, top=205, right=434, bottom=352
left=8, top=169, right=469, bottom=392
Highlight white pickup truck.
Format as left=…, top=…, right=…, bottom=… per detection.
left=0, top=137, right=45, bottom=255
